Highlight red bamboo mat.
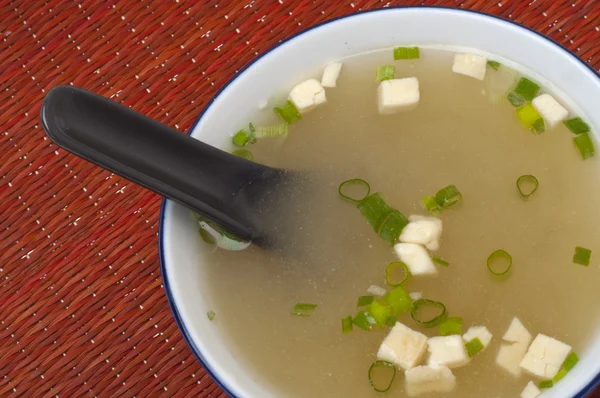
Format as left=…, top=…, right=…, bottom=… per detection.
left=1, top=0, right=600, bottom=397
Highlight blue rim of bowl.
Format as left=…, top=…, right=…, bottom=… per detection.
left=158, top=6, right=600, bottom=397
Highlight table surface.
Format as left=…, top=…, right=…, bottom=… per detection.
left=1, top=0, right=600, bottom=396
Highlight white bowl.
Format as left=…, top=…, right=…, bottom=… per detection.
left=160, top=7, right=600, bottom=397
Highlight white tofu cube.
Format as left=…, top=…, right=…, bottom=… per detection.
left=377, top=322, right=428, bottom=370
left=394, top=243, right=437, bottom=276
left=405, top=365, right=456, bottom=396
left=377, top=77, right=420, bottom=115
left=400, top=215, right=443, bottom=251
left=497, top=317, right=533, bottom=376
left=463, top=326, right=493, bottom=349
left=521, top=381, right=542, bottom=398
left=532, top=93, right=569, bottom=128
left=452, top=53, right=487, bottom=80
left=409, top=292, right=423, bottom=301
left=321, top=63, right=342, bottom=88
left=367, top=285, right=387, bottom=296
left=288, top=79, right=326, bottom=113
left=427, top=335, right=470, bottom=368
left=520, top=334, right=572, bottom=379
left=503, top=317, right=532, bottom=344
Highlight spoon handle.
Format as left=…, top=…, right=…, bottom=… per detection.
left=40, top=85, right=279, bottom=242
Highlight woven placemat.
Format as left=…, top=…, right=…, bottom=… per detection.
left=1, top=0, right=599, bottom=396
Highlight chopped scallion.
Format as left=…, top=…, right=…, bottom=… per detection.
left=342, top=315, right=353, bottom=334
left=422, top=196, right=442, bottom=216
left=533, top=117, right=545, bottom=134
left=487, top=249, right=512, bottom=276
left=514, top=77, right=540, bottom=101
left=232, top=129, right=256, bottom=147
left=291, top=303, right=317, bottom=317
left=357, top=295, right=375, bottom=307
left=487, top=60, right=501, bottom=70
left=573, top=246, right=591, bottom=266
left=564, top=117, right=590, bottom=135
left=507, top=91, right=526, bottom=107
left=553, top=368, right=568, bottom=383
left=438, top=317, right=463, bottom=336
left=232, top=149, right=254, bottom=161
left=573, top=132, right=595, bottom=159
left=378, top=210, right=409, bottom=245
left=207, top=311, right=216, bottom=321
left=465, top=337, right=484, bottom=357
left=254, top=123, right=288, bottom=138
left=393, top=46, right=420, bottom=60
left=376, top=65, right=396, bottom=82
left=539, top=380, right=553, bottom=389
left=432, top=257, right=449, bottom=267
left=368, top=360, right=396, bottom=393
left=274, top=100, right=301, bottom=124
left=199, top=228, right=217, bottom=245
left=353, top=311, right=375, bottom=331
left=435, top=185, right=462, bottom=209
left=357, top=193, right=393, bottom=233
left=562, top=352, right=579, bottom=371
left=339, top=179, right=371, bottom=204
left=516, top=104, right=543, bottom=131
left=368, top=300, right=393, bottom=325
left=516, top=175, right=539, bottom=199
left=411, top=299, right=447, bottom=327
left=383, top=286, right=412, bottom=316
left=385, top=261, right=410, bottom=287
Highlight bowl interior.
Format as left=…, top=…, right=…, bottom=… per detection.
left=161, top=7, right=600, bottom=397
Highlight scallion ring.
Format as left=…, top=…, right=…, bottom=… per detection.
left=339, top=179, right=371, bottom=204
left=516, top=175, right=539, bottom=199
left=487, top=249, right=512, bottom=276
left=411, top=299, right=447, bottom=327
left=385, top=261, right=410, bottom=287
left=368, top=360, right=396, bottom=392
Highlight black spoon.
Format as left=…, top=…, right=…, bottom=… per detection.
left=40, top=85, right=294, bottom=248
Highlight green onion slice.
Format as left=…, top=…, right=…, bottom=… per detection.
left=514, top=77, right=540, bottom=101
left=465, top=337, right=484, bottom=357
left=487, top=249, right=512, bottom=276
left=562, top=352, right=579, bottom=371
left=516, top=175, right=539, bottom=199
left=553, top=368, right=568, bottom=383
left=357, top=295, right=375, bottom=307
left=411, top=299, right=447, bottom=327
left=438, top=317, right=463, bottom=336
left=435, top=185, right=462, bottom=208
left=232, top=129, right=256, bottom=147
left=574, top=133, right=595, bottom=159
left=357, top=193, right=393, bottom=233
left=516, top=104, right=543, bottom=131
left=254, top=123, right=288, bottom=138
left=539, top=380, right=553, bottom=389
left=432, top=257, right=449, bottom=267
left=342, top=315, right=353, bottom=334
left=422, top=196, right=443, bottom=216
left=383, top=286, right=412, bottom=315
left=207, top=311, right=216, bottom=321
left=376, top=65, right=396, bottom=82
left=232, top=149, right=254, bottom=161
left=199, top=228, right=217, bottom=245
left=274, top=100, right=301, bottom=124
left=339, top=179, right=371, bottom=204
left=573, top=246, right=592, bottom=266
left=353, top=311, right=375, bottom=331
left=393, top=46, right=420, bottom=60
left=533, top=118, right=545, bottom=134
left=385, top=261, right=410, bottom=287
left=291, top=303, right=317, bottom=317
left=507, top=91, right=526, bottom=107
left=368, top=360, right=396, bottom=393
left=368, top=300, right=393, bottom=325
left=564, top=117, right=590, bottom=134
left=378, top=210, right=409, bottom=245
left=487, top=60, right=501, bottom=70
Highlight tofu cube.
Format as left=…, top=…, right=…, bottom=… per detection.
left=377, top=77, right=420, bottom=115
left=377, top=322, right=428, bottom=370
left=288, top=79, right=326, bottom=113
left=427, top=335, right=470, bottom=368
left=496, top=317, right=533, bottom=376
left=405, top=365, right=456, bottom=396
left=321, top=63, right=342, bottom=88
left=394, top=243, right=437, bottom=276
left=520, top=334, right=572, bottom=379
left=463, top=326, right=493, bottom=349
left=532, top=93, right=569, bottom=128
left=452, top=53, right=487, bottom=80
left=400, top=215, right=443, bottom=251
left=521, top=381, right=542, bottom=398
